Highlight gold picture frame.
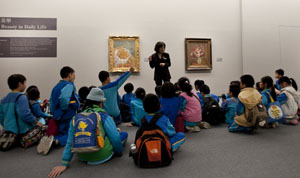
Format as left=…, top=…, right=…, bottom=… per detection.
left=185, top=38, right=212, bottom=71
left=109, top=36, right=140, bottom=73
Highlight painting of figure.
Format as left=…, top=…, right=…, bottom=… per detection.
left=109, top=36, right=140, bottom=72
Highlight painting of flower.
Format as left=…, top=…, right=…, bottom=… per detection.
left=185, top=38, right=212, bottom=70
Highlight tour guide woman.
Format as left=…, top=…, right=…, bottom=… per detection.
left=149, top=41, right=171, bottom=86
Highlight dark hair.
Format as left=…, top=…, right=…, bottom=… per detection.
left=178, top=77, right=193, bottom=97
left=98, top=71, right=109, bottom=83
left=89, top=86, right=96, bottom=91
left=83, top=99, right=101, bottom=110
left=7, top=74, right=26, bottom=90
left=135, top=87, right=146, bottom=100
left=26, top=86, right=40, bottom=100
left=261, top=76, right=277, bottom=100
left=240, top=74, right=255, bottom=88
left=194, top=80, right=205, bottom=91
left=275, top=69, right=284, bottom=76
left=143, top=94, right=160, bottom=113
left=200, top=84, right=210, bottom=95
left=154, top=41, right=166, bottom=53
left=230, top=80, right=240, bottom=85
left=60, top=66, right=75, bottom=79
left=161, top=82, right=176, bottom=98
left=256, top=82, right=263, bottom=92
left=155, top=86, right=162, bottom=97
left=229, top=84, right=240, bottom=98
left=124, top=83, right=134, bottom=93
left=78, top=86, right=90, bottom=102
left=290, top=78, right=298, bottom=91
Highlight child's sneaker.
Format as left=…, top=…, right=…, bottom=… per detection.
left=185, top=126, right=200, bottom=132
left=42, top=135, right=54, bottom=155
left=37, top=136, right=48, bottom=154
left=199, top=121, right=211, bottom=129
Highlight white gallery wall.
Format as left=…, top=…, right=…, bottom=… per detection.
left=242, top=0, right=300, bottom=85
left=0, top=0, right=242, bottom=99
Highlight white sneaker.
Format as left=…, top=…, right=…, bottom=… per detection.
left=37, top=136, right=48, bottom=154
left=41, top=136, right=54, bottom=155
left=200, top=122, right=211, bottom=129
left=185, top=126, right=201, bottom=133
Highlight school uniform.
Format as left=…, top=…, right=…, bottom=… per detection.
left=100, top=71, right=131, bottom=124
left=50, top=80, right=80, bottom=146
left=61, top=105, right=128, bottom=166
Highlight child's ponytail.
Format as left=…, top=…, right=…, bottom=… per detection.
left=178, top=77, right=193, bottom=97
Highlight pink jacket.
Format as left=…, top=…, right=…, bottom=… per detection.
left=179, top=91, right=202, bottom=123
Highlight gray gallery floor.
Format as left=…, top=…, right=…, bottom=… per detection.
left=1, top=123, right=300, bottom=178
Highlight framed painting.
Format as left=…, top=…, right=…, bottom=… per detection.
left=109, top=36, right=140, bottom=73
left=185, top=38, right=212, bottom=71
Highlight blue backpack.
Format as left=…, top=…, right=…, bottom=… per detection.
left=266, top=92, right=285, bottom=123
left=72, top=112, right=105, bottom=153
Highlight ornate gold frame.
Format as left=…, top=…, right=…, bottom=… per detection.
left=108, top=36, right=140, bottom=73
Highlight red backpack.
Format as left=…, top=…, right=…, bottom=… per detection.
left=130, top=113, right=173, bottom=168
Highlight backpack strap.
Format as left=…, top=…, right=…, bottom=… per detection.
left=266, top=92, right=275, bottom=103
left=231, top=97, right=239, bottom=103
left=192, top=93, right=201, bottom=103
left=141, top=113, right=163, bottom=126
left=14, top=94, right=24, bottom=135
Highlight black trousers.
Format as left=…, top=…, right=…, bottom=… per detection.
left=155, top=79, right=170, bottom=86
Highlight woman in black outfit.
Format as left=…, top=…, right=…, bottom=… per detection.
left=149, top=41, right=171, bottom=86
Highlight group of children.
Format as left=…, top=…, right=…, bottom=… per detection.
left=0, top=66, right=299, bottom=177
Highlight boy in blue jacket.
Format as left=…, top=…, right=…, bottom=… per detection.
left=0, top=74, right=42, bottom=143
left=98, top=67, right=134, bottom=124
left=143, top=94, right=185, bottom=152
left=38, top=67, right=79, bottom=155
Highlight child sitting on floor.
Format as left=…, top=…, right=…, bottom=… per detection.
left=142, top=94, right=185, bottom=151
left=159, top=82, right=180, bottom=125
left=122, top=83, right=136, bottom=107
left=277, top=77, right=300, bottom=125
left=48, top=88, right=128, bottom=178
left=26, top=85, right=51, bottom=124
left=98, top=67, right=134, bottom=124
left=222, top=84, right=240, bottom=124
left=127, top=88, right=146, bottom=127
left=275, top=69, right=284, bottom=91
left=260, top=76, right=281, bottom=128
left=228, top=75, right=265, bottom=133
left=178, top=77, right=202, bottom=132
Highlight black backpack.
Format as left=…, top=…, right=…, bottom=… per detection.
left=130, top=113, right=173, bottom=168
left=119, top=101, right=131, bottom=123
left=202, top=97, right=224, bottom=125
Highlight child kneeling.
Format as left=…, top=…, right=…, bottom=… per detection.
left=48, top=88, right=128, bottom=178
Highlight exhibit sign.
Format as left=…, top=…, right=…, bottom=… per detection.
left=0, top=37, right=57, bottom=57
left=185, top=38, right=212, bottom=70
left=0, top=17, right=57, bottom=30
left=109, top=36, right=140, bottom=73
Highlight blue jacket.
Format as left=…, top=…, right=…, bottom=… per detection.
left=144, top=114, right=176, bottom=138
left=159, top=97, right=180, bottom=125
left=276, top=80, right=281, bottom=90
left=100, top=72, right=131, bottom=118
left=29, top=100, right=50, bottom=118
left=130, top=98, right=146, bottom=126
left=122, top=93, right=136, bottom=108
left=222, top=97, right=239, bottom=124
left=61, top=106, right=123, bottom=166
left=0, top=92, right=36, bottom=134
left=50, top=80, right=79, bottom=121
